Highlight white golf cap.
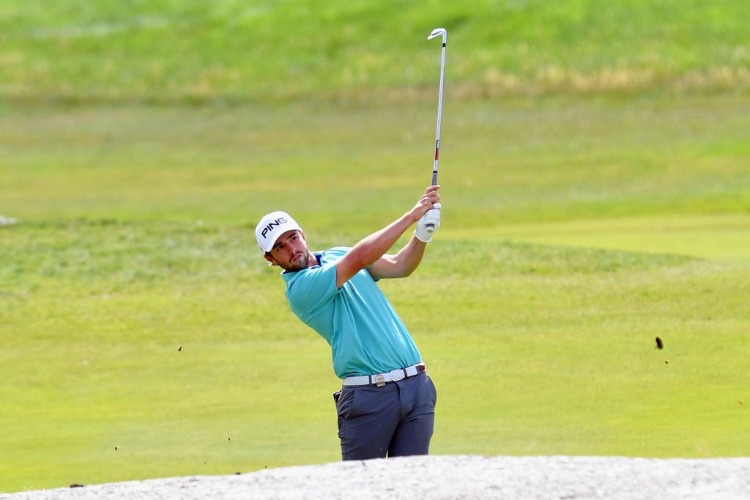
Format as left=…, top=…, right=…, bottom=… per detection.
left=255, top=211, right=302, bottom=253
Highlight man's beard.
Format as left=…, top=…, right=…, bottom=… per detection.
left=285, top=252, right=309, bottom=271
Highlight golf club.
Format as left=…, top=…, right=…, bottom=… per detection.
left=425, top=27, right=447, bottom=232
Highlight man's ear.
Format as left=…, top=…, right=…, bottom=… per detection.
left=264, top=253, right=277, bottom=266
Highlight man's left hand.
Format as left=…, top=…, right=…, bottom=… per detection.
left=415, top=203, right=441, bottom=243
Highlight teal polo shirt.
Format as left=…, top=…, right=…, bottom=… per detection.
left=282, top=247, right=422, bottom=379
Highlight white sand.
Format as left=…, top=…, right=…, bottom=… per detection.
left=3, top=455, right=749, bottom=500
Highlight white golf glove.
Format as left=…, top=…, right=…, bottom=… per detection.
left=415, top=203, right=441, bottom=243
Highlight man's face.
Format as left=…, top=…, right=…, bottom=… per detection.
left=264, top=229, right=310, bottom=271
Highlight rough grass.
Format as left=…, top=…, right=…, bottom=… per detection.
left=1, top=0, right=749, bottom=102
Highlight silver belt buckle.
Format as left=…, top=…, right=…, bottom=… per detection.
left=373, top=374, right=386, bottom=387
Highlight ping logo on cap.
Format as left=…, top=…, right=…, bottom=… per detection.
left=255, top=211, right=302, bottom=252
left=260, top=217, right=288, bottom=239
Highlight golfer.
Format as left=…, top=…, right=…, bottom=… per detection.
left=255, top=185, right=441, bottom=460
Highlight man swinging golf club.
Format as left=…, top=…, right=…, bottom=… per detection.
left=257, top=27, right=448, bottom=460
left=255, top=185, right=442, bottom=460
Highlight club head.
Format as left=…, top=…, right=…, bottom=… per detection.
left=427, top=28, right=447, bottom=42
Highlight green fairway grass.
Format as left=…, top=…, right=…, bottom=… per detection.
left=477, top=214, right=750, bottom=263
left=2, top=0, right=750, bottom=494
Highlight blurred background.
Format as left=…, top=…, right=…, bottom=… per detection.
left=1, top=0, right=749, bottom=493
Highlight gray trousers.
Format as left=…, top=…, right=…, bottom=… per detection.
left=334, top=372, right=437, bottom=460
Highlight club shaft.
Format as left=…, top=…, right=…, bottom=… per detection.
left=425, top=28, right=447, bottom=232
left=431, top=32, right=447, bottom=186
